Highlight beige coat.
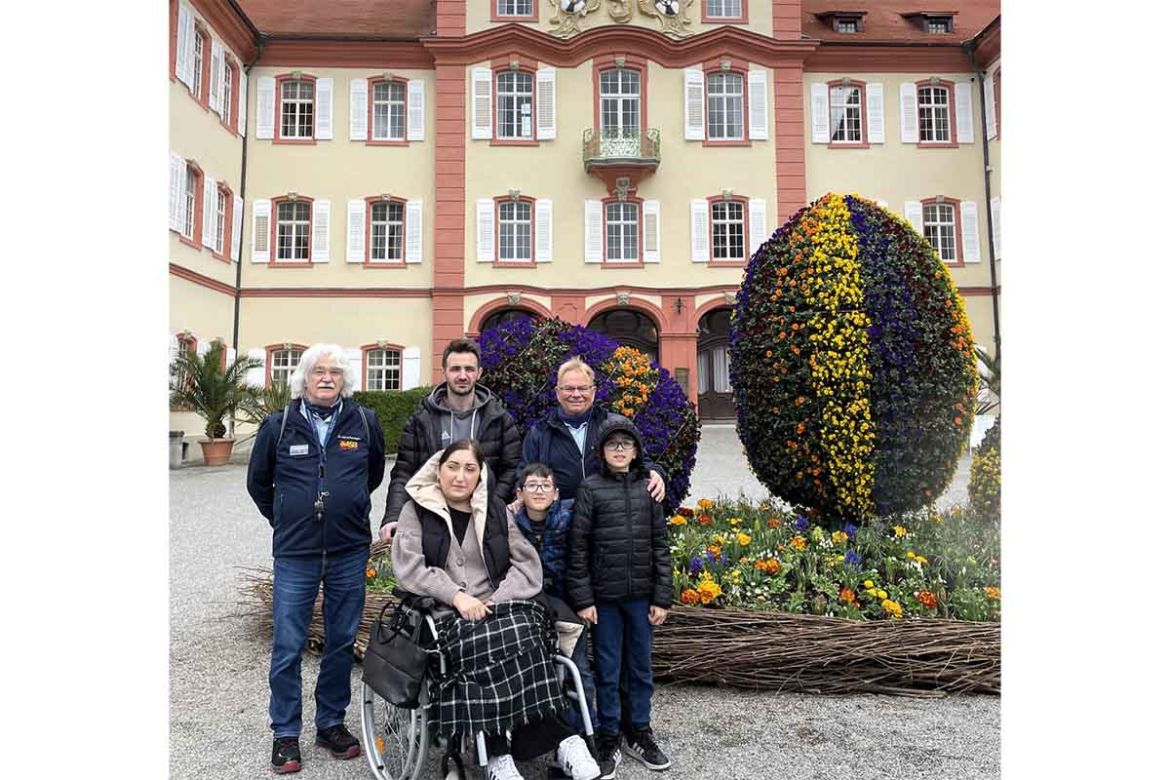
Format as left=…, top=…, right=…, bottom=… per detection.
left=390, top=450, right=542, bottom=607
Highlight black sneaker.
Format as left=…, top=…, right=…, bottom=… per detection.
left=271, top=737, right=302, bottom=774
left=623, top=725, right=671, bottom=771
left=595, top=731, right=623, bottom=780
left=315, top=724, right=360, bottom=760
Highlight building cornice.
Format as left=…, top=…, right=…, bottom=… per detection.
left=189, top=0, right=259, bottom=62
left=966, top=14, right=1001, bottom=69
left=255, top=38, right=434, bottom=68
left=804, top=41, right=973, bottom=72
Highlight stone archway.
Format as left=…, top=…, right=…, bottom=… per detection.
left=697, top=307, right=734, bottom=420
left=479, top=306, right=543, bottom=334
left=587, top=308, right=659, bottom=363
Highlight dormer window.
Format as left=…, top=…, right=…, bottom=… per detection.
left=925, top=15, right=954, bottom=33
left=815, top=11, right=866, bottom=34
left=835, top=18, right=859, bottom=33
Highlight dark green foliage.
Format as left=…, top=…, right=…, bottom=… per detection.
left=353, top=387, right=434, bottom=453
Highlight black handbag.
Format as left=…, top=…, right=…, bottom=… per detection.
left=362, top=600, right=428, bottom=708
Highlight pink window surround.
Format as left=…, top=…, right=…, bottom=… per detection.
left=592, top=55, right=649, bottom=137
left=493, top=195, right=537, bottom=267
left=274, top=72, right=318, bottom=145
left=706, top=194, right=750, bottom=267
left=193, top=26, right=211, bottom=107
left=219, top=58, right=240, bottom=133
left=265, top=344, right=308, bottom=388
left=916, top=78, right=958, bottom=149
left=601, top=195, right=644, bottom=268
left=268, top=196, right=315, bottom=267
left=701, top=0, right=748, bottom=25
left=212, top=182, right=234, bottom=262
left=702, top=58, right=751, bottom=147
left=827, top=78, right=870, bottom=149
left=491, top=56, right=540, bottom=146
left=920, top=196, right=966, bottom=267
left=364, top=195, right=408, bottom=267
left=361, top=343, right=405, bottom=391
left=490, top=0, right=538, bottom=23
left=366, top=76, right=410, bottom=146
left=179, top=161, right=205, bottom=250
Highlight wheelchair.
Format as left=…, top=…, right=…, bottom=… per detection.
left=360, top=592, right=595, bottom=780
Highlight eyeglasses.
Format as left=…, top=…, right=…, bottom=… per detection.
left=311, top=367, right=344, bottom=378
left=603, top=438, right=636, bottom=451
left=522, top=483, right=554, bottom=493
left=558, top=384, right=595, bottom=395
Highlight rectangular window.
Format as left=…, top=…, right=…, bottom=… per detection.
left=276, top=201, right=311, bottom=261
left=498, top=200, right=532, bottom=262
left=221, top=63, right=234, bottom=123
left=372, top=81, right=406, bottom=141
left=370, top=201, right=404, bottom=262
left=605, top=201, right=639, bottom=262
left=214, top=189, right=227, bottom=254
left=366, top=349, right=402, bottom=391
left=712, top=201, right=745, bottom=261
left=706, top=0, right=743, bottom=17
left=918, top=86, right=950, bottom=143
left=923, top=203, right=957, bottom=262
left=830, top=85, right=863, bottom=142
left=835, top=18, right=858, bottom=33
left=707, top=72, right=744, bottom=140
left=926, top=17, right=953, bottom=33
left=496, top=0, right=533, bottom=15
left=192, top=32, right=204, bottom=98
left=271, top=349, right=303, bottom=386
left=281, top=80, right=315, bottom=139
left=496, top=71, right=534, bottom=139
left=183, top=166, right=197, bottom=239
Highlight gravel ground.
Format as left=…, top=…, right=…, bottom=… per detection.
left=170, top=426, right=995, bottom=780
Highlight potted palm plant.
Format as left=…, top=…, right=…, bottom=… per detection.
left=170, top=341, right=262, bottom=466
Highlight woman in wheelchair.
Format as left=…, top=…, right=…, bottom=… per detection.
left=388, top=439, right=601, bottom=780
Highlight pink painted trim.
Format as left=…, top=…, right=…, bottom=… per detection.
left=364, top=195, right=408, bottom=265
left=706, top=194, right=750, bottom=264
left=919, top=195, right=965, bottom=267
left=361, top=342, right=405, bottom=391
left=367, top=76, right=410, bottom=145
left=264, top=343, right=308, bottom=388
left=583, top=297, right=666, bottom=332
left=914, top=78, right=959, bottom=148
left=592, top=55, right=649, bottom=136
left=601, top=195, right=644, bottom=266
left=274, top=72, right=319, bottom=144
left=701, top=60, right=751, bottom=146
left=492, top=194, right=537, bottom=265
left=467, top=297, right=554, bottom=335
left=491, top=61, right=539, bottom=144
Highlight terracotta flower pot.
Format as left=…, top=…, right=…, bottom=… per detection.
left=199, top=438, right=235, bottom=466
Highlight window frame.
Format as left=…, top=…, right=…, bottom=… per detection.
left=266, top=344, right=307, bottom=389
left=916, top=79, right=958, bottom=147
left=593, top=57, right=649, bottom=143
left=368, top=76, right=408, bottom=145
left=491, top=0, right=538, bottom=23
left=924, top=15, right=955, bottom=34
left=275, top=73, right=318, bottom=145
left=827, top=78, right=869, bottom=148
left=601, top=196, right=643, bottom=266
left=270, top=196, right=315, bottom=266
left=211, top=182, right=234, bottom=262
left=362, top=344, right=404, bottom=391
left=491, top=60, right=540, bottom=146
left=920, top=196, right=966, bottom=266
left=365, top=196, right=407, bottom=266
left=707, top=195, right=751, bottom=267
left=701, top=0, right=748, bottom=24
left=191, top=25, right=209, bottom=104
left=180, top=162, right=204, bottom=248
left=493, top=195, right=537, bottom=266
left=701, top=59, right=752, bottom=147
left=219, top=56, right=238, bottom=132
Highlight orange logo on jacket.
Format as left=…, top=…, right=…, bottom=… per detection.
left=339, top=440, right=359, bottom=450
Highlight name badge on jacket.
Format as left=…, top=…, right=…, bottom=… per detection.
left=289, top=444, right=310, bottom=456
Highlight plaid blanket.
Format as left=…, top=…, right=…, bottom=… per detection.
left=429, top=599, right=567, bottom=739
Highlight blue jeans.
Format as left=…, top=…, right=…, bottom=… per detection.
left=592, top=599, right=654, bottom=734
left=565, top=628, right=597, bottom=736
left=269, top=546, right=368, bottom=738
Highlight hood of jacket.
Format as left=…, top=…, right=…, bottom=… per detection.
left=405, top=449, right=491, bottom=548
left=423, top=383, right=494, bottom=415
left=595, top=416, right=648, bottom=477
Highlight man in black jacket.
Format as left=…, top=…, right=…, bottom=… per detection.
left=246, top=344, right=386, bottom=774
left=379, top=338, right=521, bottom=540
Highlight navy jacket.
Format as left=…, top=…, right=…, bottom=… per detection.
left=517, top=405, right=666, bottom=502
left=513, top=498, right=575, bottom=600
left=247, top=398, right=386, bottom=558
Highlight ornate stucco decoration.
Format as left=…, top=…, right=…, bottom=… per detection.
left=548, top=0, right=602, bottom=38
left=549, top=0, right=695, bottom=39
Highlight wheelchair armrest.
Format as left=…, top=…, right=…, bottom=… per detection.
left=393, top=589, right=437, bottom=613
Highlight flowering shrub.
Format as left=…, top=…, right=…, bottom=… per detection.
left=668, top=497, right=1000, bottom=621
left=729, top=194, right=979, bottom=521
left=478, top=315, right=700, bottom=511
left=968, top=417, right=1000, bottom=520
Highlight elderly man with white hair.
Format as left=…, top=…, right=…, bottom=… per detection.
left=247, top=344, right=386, bottom=774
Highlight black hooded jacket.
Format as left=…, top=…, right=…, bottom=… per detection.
left=566, top=417, right=673, bottom=610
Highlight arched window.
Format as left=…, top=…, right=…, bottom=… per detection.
left=587, top=309, right=658, bottom=363
left=481, top=307, right=540, bottom=334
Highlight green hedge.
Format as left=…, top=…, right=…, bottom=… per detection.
left=353, top=387, right=433, bottom=454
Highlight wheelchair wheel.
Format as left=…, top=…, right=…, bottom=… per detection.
left=359, top=682, right=428, bottom=780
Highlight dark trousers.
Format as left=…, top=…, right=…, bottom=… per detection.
left=592, top=599, right=654, bottom=734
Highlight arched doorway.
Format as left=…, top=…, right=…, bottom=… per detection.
left=587, top=309, right=659, bottom=363
left=480, top=307, right=542, bottom=334
left=697, top=308, right=733, bottom=419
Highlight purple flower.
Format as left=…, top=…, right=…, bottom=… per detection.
left=844, top=523, right=859, bottom=539
left=794, top=515, right=809, bottom=532
left=688, top=556, right=703, bottom=576
left=844, top=550, right=862, bottom=567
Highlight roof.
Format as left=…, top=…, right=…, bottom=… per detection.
left=803, top=0, right=1000, bottom=43
left=235, top=0, right=436, bottom=38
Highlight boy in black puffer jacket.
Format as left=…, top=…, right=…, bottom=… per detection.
left=567, top=418, right=672, bottom=778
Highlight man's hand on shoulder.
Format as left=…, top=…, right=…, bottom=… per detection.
left=647, top=470, right=666, bottom=502
left=378, top=522, right=397, bottom=543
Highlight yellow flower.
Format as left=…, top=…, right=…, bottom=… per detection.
left=669, top=514, right=687, bottom=526
left=728, top=517, right=743, bottom=526
left=893, top=525, right=906, bottom=537
left=831, top=531, right=848, bottom=545
left=914, top=554, right=928, bottom=565
left=697, top=580, right=723, bottom=605
left=876, top=589, right=888, bottom=599
left=985, top=586, right=1001, bottom=600
left=711, top=533, right=726, bottom=545
left=863, top=579, right=874, bottom=589
left=697, top=498, right=714, bottom=511
left=736, top=532, right=752, bottom=546
left=790, top=535, right=807, bottom=550
left=881, top=599, right=903, bottom=618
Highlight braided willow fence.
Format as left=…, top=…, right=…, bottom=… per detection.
left=239, top=569, right=998, bottom=698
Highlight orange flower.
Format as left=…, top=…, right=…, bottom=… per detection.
left=916, top=591, right=938, bottom=609
left=839, top=587, right=856, bottom=605
left=680, top=588, right=701, bottom=606
left=790, top=535, right=807, bottom=550
left=984, top=586, right=1001, bottom=600
left=366, top=567, right=377, bottom=579
left=697, top=513, right=714, bottom=527
left=767, top=517, right=781, bottom=529
left=707, top=544, right=723, bottom=558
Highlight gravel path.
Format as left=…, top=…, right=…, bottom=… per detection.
left=170, top=427, right=995, bottom=780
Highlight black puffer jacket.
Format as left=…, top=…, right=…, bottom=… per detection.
left=566, top=418, right=672, bottom=610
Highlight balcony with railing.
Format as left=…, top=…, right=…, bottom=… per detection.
left=583, top=128, right=660, bottom=191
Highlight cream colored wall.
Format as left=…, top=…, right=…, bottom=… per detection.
left=168, top=277, right=240, bottom=445
left=242, top=67, right=436, bottom=289
left=467, top=1, right=772, bottom=38
left=463, top=59, right=776, bottom=289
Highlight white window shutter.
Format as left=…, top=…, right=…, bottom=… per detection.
left=955, top=81, right=974, bottom=143
left=476, top=199, right=495, bottom=262
left=405, top=200, right=423, bottom=263
left=535, top=198, right=553, bottom=262
left=237, top=69, right=247, bottom=135
left=169, top=153, right=185, bottom=232
left=990, top=196, right=1001, bottom=257
left=310, top=200, right=331, bottom=262
left=402, top=346, right=422, bottom=390
left=231, top=194, right=243, bottom=261
left=691, top=199, right=710, bottom=263
left=960, top=200, right=981, bottom=262
left=748, top=70, right=768, bottom=140
left=315, top=77, right=334, bottom=139
left=407, top=79, right=426, bottom=141
left=343, top=348, right=364, bottom=391
left=749, top=198, right=767, bottom=257
left=256, top=77, right=275, bottom=139
left=983, top=72, right=997, bottom=140
left=642, top=200, right=660, bottom=263
left=196, top=340, right=211, bottom=358
left=684, top=69, right=705, bottom=141
left=245, top=347, right=267, bottom=387
left=251, top=200, right=271, bottom=263
left=209, top=40, right=224, bottom=114
left=471, top=67, right=493, bottom=140
left=201, top=177, right=217, bottom=249
left=584, top=200, right=603, bottom=263
left=177, top=4, right=195, bottom=89
left=904, top=200, right=923, bottom=235
left=866, top=82, right=885, bottom=143
left=900, top=82, right=918, bottom=143
left=346, top=199, right=366, bottom=262
left=349, top=78, right=368, bottom=141
left=536, top=68, right=556, bottom=140
left=168, top=333, right=180, bottom=378
left=810, top=82, right=830, bottom=143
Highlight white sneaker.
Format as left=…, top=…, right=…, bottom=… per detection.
left=557, top=735, right=602, bottom=780
left=486, top=753, right=526, bottom=780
